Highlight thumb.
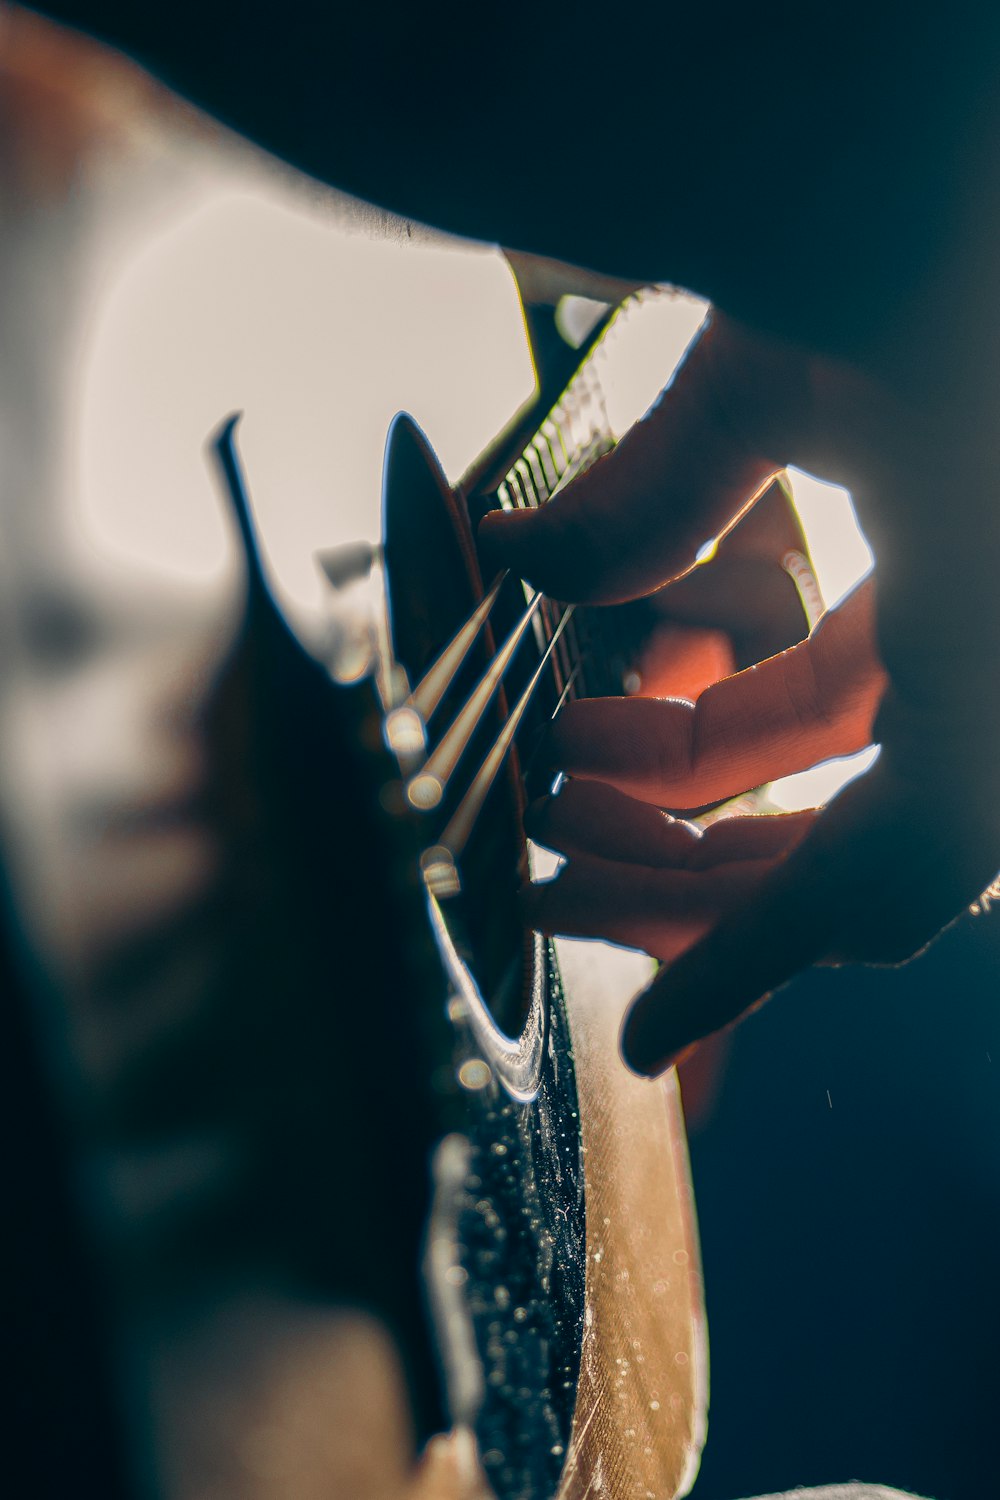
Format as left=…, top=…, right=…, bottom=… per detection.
left=478, top=313, right=803, bottom=602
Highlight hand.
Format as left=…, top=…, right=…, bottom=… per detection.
left=618, top=472, right=823, bottom=701
left=480, top=311, right=1000, bottom=1076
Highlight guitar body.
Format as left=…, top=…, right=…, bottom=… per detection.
left=215, top=285, right=707, bottom=1500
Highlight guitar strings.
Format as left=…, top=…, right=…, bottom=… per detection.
left=210, top=297, right=631, bottom=880
left=436, top=607, right=575, bottom=860
left=407, top=591, right=543, bottom=811
left=407, top=326, right=622, bottom=855
left=406, top=573, right=507, bottom=723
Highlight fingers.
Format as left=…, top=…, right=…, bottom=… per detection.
left=630, top=622, right=736, bottom=703
left=524, top=780, right=817, bottom=965
left=620, top=755, right=1000, bottom=1075
left=478, top=314, right=803, bottom=603
left=640, top=554, right=810, bottom=681
left=628, top=477, right=819, bottom=698
left=712, top=471, right=810, bottom=563
left=644, top=554, right=804, bottom=638
left=526, top=778, right=816, bottom=867
left=548, top=577, right=884, bottom=808
left=522, top=848, right=783, bottom=963
left=527, top=780, right=702, bottom=864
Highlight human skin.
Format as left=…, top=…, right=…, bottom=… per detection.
left=26, top=2, right=1000, bottom=1065
left=481, top=309, right=1000, bottom=1073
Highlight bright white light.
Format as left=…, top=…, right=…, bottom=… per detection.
left=75, top=171, right=533, bottom=615
left=589, top=307, right=877, bottom=624
left=601, top=290, right=708, bottom=440
left=75, top=149, right=881, bottom=831
left=770, top=745, right=880, bottom=812
left=528, top=840, right=564, bottom=883
left=785, top=466, right=874, bottom=610
left=768, top=470, right=877, bottom=808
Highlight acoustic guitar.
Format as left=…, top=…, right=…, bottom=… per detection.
left=212, top=269, right=707, bottom=1500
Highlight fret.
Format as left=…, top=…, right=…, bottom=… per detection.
left=489, top=300, right=636, bottom=722
left=386, top=291, right=687, bottom=861
left=524, top=442, right=548, bottom=502
left=547, top=406, right=570, bottom=466
left=507, top=467, right=529, bottom=510
left=555, top=431, right=609, bottom=494
left=536, top=430, right=560, bottom=492
left=514, top=456, right=539, bottom=508
left=413, top=286, right=666, bottom=853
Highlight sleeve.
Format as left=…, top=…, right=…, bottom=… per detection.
left=25, top=2, right=1000, bottom=380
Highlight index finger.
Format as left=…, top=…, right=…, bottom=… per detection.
left=478, top=313, right=801, bottom=603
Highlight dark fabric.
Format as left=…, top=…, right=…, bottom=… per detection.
left=30, top=2, right=1000, bottom=390
left=687, top=910, right=1000, bottom=1500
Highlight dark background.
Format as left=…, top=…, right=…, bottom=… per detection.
left=687, top=910, right=1000, bottom=1500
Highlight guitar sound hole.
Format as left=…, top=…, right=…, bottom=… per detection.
left=382, top=418, right=531, bottom=1040
left=382, top=418, right=590, bottom=1499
